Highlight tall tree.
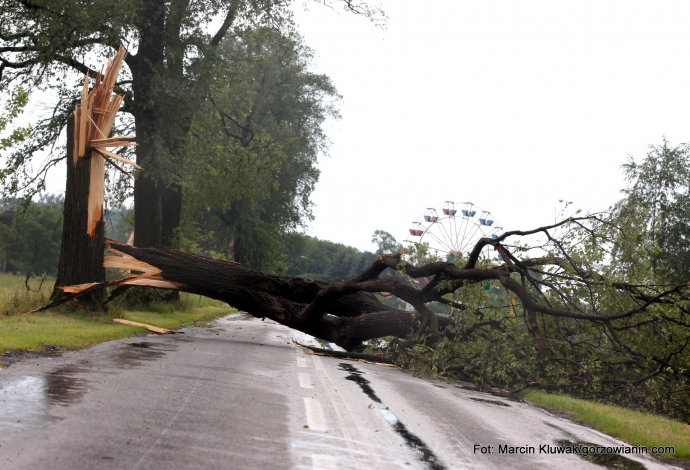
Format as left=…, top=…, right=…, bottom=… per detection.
left=181, top=26, right=340, bottom=271
left=615, top=138, right=690, bottom=282
left=0, top=0, right=381, bottom=250
left=371, top=229, right=400, bottom=255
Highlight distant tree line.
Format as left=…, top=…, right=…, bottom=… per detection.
left=283, top=233, right=379, bottom=282
left=0, top=196, right=136, bottom=276
left=0, top=195, right=400, bottom=282
left=0, top=195, right=63, bottom=276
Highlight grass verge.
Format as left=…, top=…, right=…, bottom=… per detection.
left=525, top=389, right=690, bottom=461
left=0, top=305, right=237, bottom=356
left=0, top=273, right=54, bottom=315
left=0, top=272, right=237, bottom=358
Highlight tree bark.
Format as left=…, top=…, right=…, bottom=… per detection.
left=161, top=183, right=182, bottom=249
left=158, top=183, right=183, bottom=301
left=43, top=240, right=437, bottom=349
left=131, top=0, right=166, bottom=250
left=51, top=114, right=106, bottom=309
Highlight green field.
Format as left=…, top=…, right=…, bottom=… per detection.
left=525, top=389, right=690, bottom=461
left=0, top=273, right=236, bottom=356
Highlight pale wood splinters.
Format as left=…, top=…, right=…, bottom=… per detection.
left=97, top=154, right=134, bottom=180
left=93, top=147, right=142, bottom=169
left=71, top=46, right=132, bottom=238
left=113, top=318, right=171, bottom=335
left=58, top=282, right=100, bottom=293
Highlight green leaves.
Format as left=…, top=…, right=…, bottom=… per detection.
left=374, top=211, right=690, bottom=421
left=616, top=138, right=690, bottom=282
left=371, top=229, right=399, bottom=255
left=181, top=26, right=340, bottom=270
left=0, top=196, right=63, bottom=276
left=0, top=87, right=31, bottom=152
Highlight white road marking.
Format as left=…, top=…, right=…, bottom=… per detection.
left=304, top=397, right=328, bottom=432
left=297, top=357, right=308, bottom=368
left=312, top=453, right=338, bottom=470
left=299, top=373, right=314, bottom=389
left=311, top=355, right=376, bottom=469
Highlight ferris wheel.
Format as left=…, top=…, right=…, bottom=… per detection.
left=404, top=201, right=503, bottom=264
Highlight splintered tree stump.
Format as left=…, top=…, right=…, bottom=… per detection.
left=51, top=114, right=106, bottom=309
left=51, top=47, right=136, bottom=309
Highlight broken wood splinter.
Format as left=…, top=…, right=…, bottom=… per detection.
left=113, top=318, right=183, bottom=335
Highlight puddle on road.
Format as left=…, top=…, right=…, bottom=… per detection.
left=392, top=420, right=446, bottom=470
left=539, top=422, right=649, bottom=469
left=0, top=341, right=173, bottom=441
left=44, top=366, right=89, bottom=406
left=338, top=363, right=447, bottom=470
left=554, top=440, right=647, bottom=470
left=109, top=341, right=174, bottom=368
left=0, top=366, right=88, bottom=441
left=1, top=376, right=54, bottom=432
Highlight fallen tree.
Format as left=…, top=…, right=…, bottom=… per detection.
left=40, top=214, right=690, bottom=420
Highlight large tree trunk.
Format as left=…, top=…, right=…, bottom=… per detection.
left=51, top=115, right=106, bottom=309
left=161, top=183, right=182, bottom=248
left=45, top=240, right=434, bottom=349
left=159, top=184, right=183, bottom=301
left=131, top=0, right=166, bottom=250
left=131, top=90, right=188, bottom=252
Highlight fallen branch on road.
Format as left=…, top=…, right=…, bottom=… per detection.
left=292, top=339, right=395, bottom=366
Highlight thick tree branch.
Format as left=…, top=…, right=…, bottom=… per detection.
left=211, top=0, right=241, bottom=47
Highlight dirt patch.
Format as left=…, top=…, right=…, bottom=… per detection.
left=0, top=345, right=66, bottom=367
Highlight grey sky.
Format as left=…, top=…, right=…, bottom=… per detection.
left=290, top=0, right=690, bottom=252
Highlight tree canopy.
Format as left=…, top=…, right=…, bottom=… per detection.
left=615, top=138, right=690, bottom=283
left=179, top=26, right=340, bottom=270
left=283, top=232, right=378, bottom=281
left=0, top=0, right=379, bottom=252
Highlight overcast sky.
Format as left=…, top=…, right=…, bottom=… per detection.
left=287, top=0, right=690, bottom=252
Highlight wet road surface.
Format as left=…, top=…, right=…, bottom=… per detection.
left=0, top=313, right=681, bottom=469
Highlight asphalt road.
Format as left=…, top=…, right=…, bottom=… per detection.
left=0, top=313, right=680, bottom=469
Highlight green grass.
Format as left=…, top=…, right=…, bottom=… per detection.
left=118, top=306, right=235, bottom=330
left=1, top=310, right=143, bottom=353
left=0, top=272, right=237, bottom=356
left=0, top=273, right=55, bottom=316
left=525, top=389, right=690, bottom=461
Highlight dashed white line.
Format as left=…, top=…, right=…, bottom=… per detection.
left=311, top=355, right=376, bottom=469
left=312, top=453, right=338, bottom=470
left=299, top=373, right=314, bottom=389
left=304, top=397, right=328, bottom=432
left=297, top=357, right=308, bottom=368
